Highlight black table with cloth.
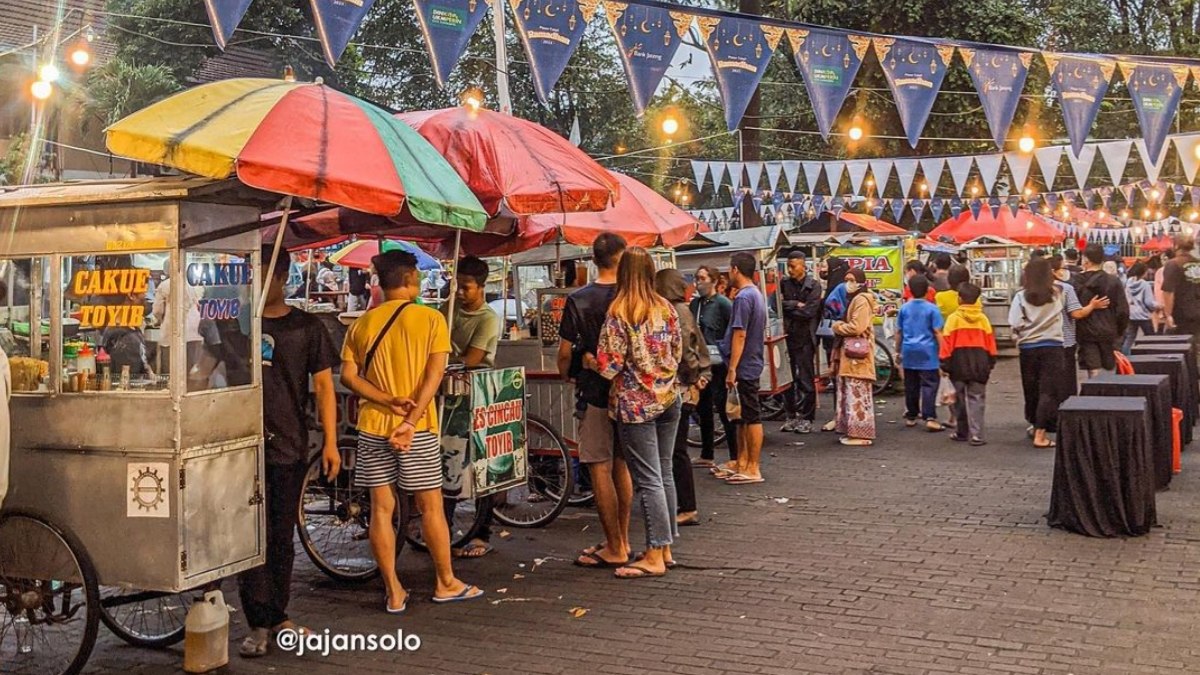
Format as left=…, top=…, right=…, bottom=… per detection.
left=1130, top=342, right=1198, bottom=419
left=1080, top=374, right=1173, bottom=491
left=1048, top=396, right=1157, bottom=537
left=1127, top=353, right=1192, bottom=446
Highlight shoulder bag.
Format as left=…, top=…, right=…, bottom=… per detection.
left=361, top=302, right=411, bottom=378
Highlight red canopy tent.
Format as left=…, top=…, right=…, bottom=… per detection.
left=1140, top=235, right=1174, bottom=252
left=797, top=211, right=908, bottom=234
left=928, top=208, right=1065, bottom=245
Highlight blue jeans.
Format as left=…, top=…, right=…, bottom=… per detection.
left=618, top=399, right=682, bottom=550
left=904, top=368, right=940, bottom=421
left=1122, top=320, right=1154, bottom=355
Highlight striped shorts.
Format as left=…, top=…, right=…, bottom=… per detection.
left=354, top=431, right=443, bottom=492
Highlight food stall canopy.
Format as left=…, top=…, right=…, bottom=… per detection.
left=915, top=237, right=961, bottom=253
left=796, top=211, right=908, bottom=234
left=929, top=208, right=1065, bottom=245
left=675, top=224, right=788, bottom=272
left=397, top=107, right=619, bottom=217
left=1141, top=235, right=1174, bottom=252
left=519, top=172, right=703, bottom=249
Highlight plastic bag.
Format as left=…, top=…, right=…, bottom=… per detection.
left=937, top=375, right=956, bottom=406
left=726, top=384, right=742, bottom=421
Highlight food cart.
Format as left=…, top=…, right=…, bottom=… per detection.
left=960, top=235, right=1028, bottom=346
left=0, top=177, right=275, bottom=673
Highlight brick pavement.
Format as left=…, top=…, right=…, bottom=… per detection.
left=86, top=359, right=1200, bottom=674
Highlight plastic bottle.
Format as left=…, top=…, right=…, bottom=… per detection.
left=76, top=343, right=95, bottom=376
left=97, top=348, right=112, bottom=391
left=182, top=590, right=229, bottom=673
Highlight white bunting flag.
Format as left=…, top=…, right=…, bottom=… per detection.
left=1035, top=146, right=1064, bottom=190
left=976, top=154, right=1003, bottom=194
left=1066, top=144, right=1097, bottom=189
left=691, top=161, right=710, bottom=192
left=947, top=156, right=974, bottom=196
left=846, top=160, right=870, bottom=196
left=745, top=162, right=764, bottom=190
left=870, top=159, right=895, bottom=194
left=824, top=161, right=846, bottom=193
left=765, top=162, right=783, bottom=192
left=920, top=157, right=945, bottom=196
left=802, top=161, right=824, bottom=193
left=710, top=162, right=729, bottom=189
left=1098, top=140, right=1133, bottom=186
left=1136, top=139, right=1169, bottom=183
left=1005, top=152, right=1033, bottom=193
left=1174, top=135, right=1200, bottom=183
left=782, top=161, right=802, bottom=192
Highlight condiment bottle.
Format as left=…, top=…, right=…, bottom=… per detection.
left=119, top=365, right=131, bottom=391
left=97, top=348, right=112, bottom=391
left=76, top=343, right=96, bottom=375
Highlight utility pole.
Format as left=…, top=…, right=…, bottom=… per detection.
left=493, top=3, right=512, bottom=114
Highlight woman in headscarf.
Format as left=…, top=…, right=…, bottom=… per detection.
left=831, top=269, right=878, bottom=446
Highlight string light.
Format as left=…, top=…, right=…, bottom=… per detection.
left=661, top=116, right=679, bottom=137
left=1134, top=226, right=1143, bottom=235
left=865, top=178, right=875, bottom=189
left=1120, top=209, right=1131, bottom=219
left=970, top=185, right=981, bottom=197
left=30, top=79, right=52, bottom=100
left=69, top=44, right=90, bottom=67
left=1142, top=207, right=1152, bottom=218
left=38, top=64, right=60, bottom=83
left=1023, top=186, right=1033, bottom=197
left=1150, top=188, right=1162, bottom=201
left=1154, top=210, right=1164, bottom=220
left=1190, top=211, right=1199, bottom=221
left=1018, top=135, right=1036, bottom=153
left=918, top=182, right=928, bottom=194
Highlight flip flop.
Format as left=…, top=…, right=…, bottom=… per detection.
left=454, top=541, right=494, bottom=559
left=710, top=467, right=736, bottom=478
left=431, top=585, right=484, bottom=604
left=839, top=438, right=873, bottom=446
left=614, top=563, right=666, bottom=579
left=573, top=551, right=629, bottom=568
left=691, top=458, right=716, bottom=468
left=238, top=629, right=269, bottom=658
left=925, top=421, right=947, bottom=432
left=633, top=552, right=678, bottom=570
left=1033, top=440, right=1056, bottom=449
left=725, top=473, right=765, bottom=485
left=385, top=593, right=408, bottom=615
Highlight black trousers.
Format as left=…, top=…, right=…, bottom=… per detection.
left=697, top=364, right=737, bottom=461
left=1060, top=345, right=1079, bottom=403
left=1019, top=346, right=1066, bottom=433
left=672, top=403, right=697, bottom=513
left=237, top=461, right=308, bottom=630
left=783, top=335, right=817, bottom=421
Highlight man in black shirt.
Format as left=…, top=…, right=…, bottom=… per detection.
left=1163, top=232, right=1200, bottom=338
left=779, top=251, right=823, bottom=434
left=1075, top=244, right=1129, bottom=377
left=238, top=246, right=339, bottom=658
left=558, top=233, right=632, bottom=569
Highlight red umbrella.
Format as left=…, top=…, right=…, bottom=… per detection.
left=928, top=208, right=1065, bottom=245
left=396, top=107, right=620, bottom=217
left=519, top=172, right=702, bottom=248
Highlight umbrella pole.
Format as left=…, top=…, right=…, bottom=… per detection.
left=447, top=229, right=462, bottom=325
left=304, top=249, right=312, bottom=311
left=258, top=195, right=293, bottom=318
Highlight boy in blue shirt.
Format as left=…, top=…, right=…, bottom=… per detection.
left=896, top=275, right=945, bottom=431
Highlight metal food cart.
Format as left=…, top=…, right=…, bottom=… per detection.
left=961, top=235, right=1028, bottom=346
left=0, top=177, right=273, bottom=674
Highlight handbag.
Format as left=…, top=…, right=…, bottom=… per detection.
left=706, top=344, right=724, bottom=367
left=843, top=335, right=871, bottom=360
left=816, top=318, right=835, bottom=337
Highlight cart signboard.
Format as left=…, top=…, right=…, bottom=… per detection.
left=828, top=245, right=903, bottom=322
left=469, top=367, right=528, bottom=495
left=537, top=288, right=572, bottom=346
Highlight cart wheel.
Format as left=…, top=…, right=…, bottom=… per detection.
left=0, top=509, right=100, bottom=675
left=298, top=445, right=405, bottom=584
left=99, top=588, right=191, bottom=648
left=873, top=338, right=897, bottom=396
left=403, top=493, right=488, bottom=552
left=491, top=416, right=573, bottom=528
left=761, top=394, right=787, bottom=421
left=686, top=409, right=727, bottom=449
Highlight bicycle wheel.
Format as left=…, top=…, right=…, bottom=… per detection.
left=761, top=393, right=787, bottom=421
left=298, top=445, right=405, bottom=583
left=0, top=509, right=100, bottom=675
left=99, top=587, right=191, bottom=648
left=873, top=338, right=897, bottom=396
left=686, top=409, right=727, bottom=449
left=404, top=494, right=488, bottom=552
left=491, top=416, right=573, bottom=528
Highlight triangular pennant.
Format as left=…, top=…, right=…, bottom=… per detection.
left=869, top=159, right=894, bottom=194
left=872, top=202, right=885, bottom=219
left=1174, top=183, right=1186, bottom=205
left=950, top=196, right=963, bottom=218
left=1123, top=61, right=1189, bottom=162
left=802, top=161, right=824, bottom=194
left=1120, top=185, right=1135, bottom=206
left=962, top=47, right=1032, bottom=149
left=1082, top=189, right=1095, bottom=210
left=1066, top=144, right=1097, bottom=189
left=947, top=156, right=974, bottom=196
left=976, top=154, right=1003, bottom=194
left=1099, top=186, right=1112, bottom=209
left=930, top=197, right=945, bottom=222
left=1046, top=53, right=1115, bottom=155
left=830, top=195, right=845, bottom=218
left=910, top=198, right=926, bottom=223
left=1045, top=193, right=1059, bottom=211
left=874, top=37, right=952, bottom=147
left=781, top=161, right=802, bottom=192
left=765, top=162, right=783, bottom=192
left=311, top=0, right=379, bottom=66
left=414, top=0, right=493, bottom=87
left=607, top=3, right=688, bottom=115
left=919, top=157, right=945, bottom=196
left=1035, top=146, right=1063, bottom=190
left=1007, top=195, right=1021, bottom=217
left=987, top=196, right=1002, bottom=219
left=1005, top=152, right=1033, bottom=194
left=727, top=162, right=746, bottom=189
left=1175, top=134, right=1200, bottom=183
left=1098, top=140, right=1133, bottom=186
left=892, top=158, right=916, bottom=195
left=1136, top=139, right=1169, bottom=183
left=700, top=17, right=782, bottom=130
left=969, top=198, right=983, bottom=220
left=746, top=161, right=765, bottom=190
left=788, top=29, right=871, bottom=140
left=824, top=161, right=846, bottom=193
left=203, top=0, right=255, bottom=50
left=1192, top=187, right=1200, bottom=209
left=891, top=198, right=906, bottom=223
left=846, top=160, right=870, bottom=195
left=510, top=0, right=596, bottom=104
left=691, top=161, right=710, bottom=192
left=812, top=194, right=826, bottom=217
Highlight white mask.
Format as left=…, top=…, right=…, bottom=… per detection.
left=845, top=281, right=860, bottom=294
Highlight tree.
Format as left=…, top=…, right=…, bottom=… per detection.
left=77, top=58, right=180, bottom=134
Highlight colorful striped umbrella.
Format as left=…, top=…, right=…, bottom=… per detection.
left=328, top=239, right=442, bottom=271
left=105, top=78, right=487, bottom=230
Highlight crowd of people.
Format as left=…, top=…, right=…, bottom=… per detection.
left=234, top=229, right=1200, bottom=656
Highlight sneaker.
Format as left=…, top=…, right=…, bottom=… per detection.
left=780, top=418, right=800, bottom=433
left=795, top=420, right=813, bottom=434
left=969, top=437, right=987, bottom=447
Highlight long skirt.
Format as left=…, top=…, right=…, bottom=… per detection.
left=835, top=376, right=876, bottom=440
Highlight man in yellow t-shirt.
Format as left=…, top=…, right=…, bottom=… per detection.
left=340, top=250, right=481, bottom=613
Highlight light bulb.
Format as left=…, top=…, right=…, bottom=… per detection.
left=1142, top=208, right=1152, bottom=218
left=1151, top=188, right=1162, bottom=201
left=661, top=117, right=679, bottom=136
left=866, top=178, right=875, bottom=188
left=70, top=47, right=90, bottom=67
left=971, top=185, right=981, bottom=197
left=918, top=182, right=928, bottom=193
left=847, top=125, right=864, bottom=142
left=38, top=63, right=59, bottom=83
left=1189, top=211, right=1199, bottom=221
left=1023, top=186, right=1033, bottom=197
left=30, top=79, right=52, bottom=100
left=1018, top=136, right=1036, bottom=153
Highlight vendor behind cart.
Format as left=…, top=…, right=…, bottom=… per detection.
left=443, top=255, right=502, bottom=559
